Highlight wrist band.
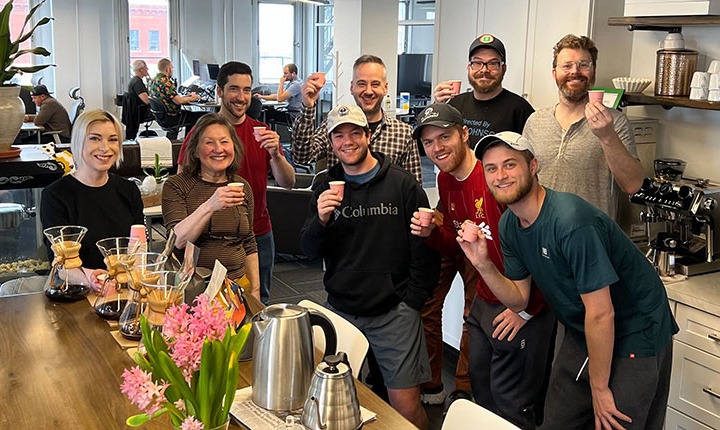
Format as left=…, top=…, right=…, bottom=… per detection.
left=518, top=310, right=533, bottom=321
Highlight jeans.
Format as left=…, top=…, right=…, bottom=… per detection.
left=256, top=231, right=275, bottom=305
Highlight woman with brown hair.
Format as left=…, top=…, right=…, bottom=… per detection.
left=162, top=113, right=259, bottom=299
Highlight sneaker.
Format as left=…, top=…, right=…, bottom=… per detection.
left=421, top=386, right=447, bottom=405
left=443, top=390, right=473, bottom=415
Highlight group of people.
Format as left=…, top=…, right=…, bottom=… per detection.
left=38, top=31, right=678, bottom=430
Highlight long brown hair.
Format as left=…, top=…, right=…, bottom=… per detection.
left=180, top=113, right=244, bottom=179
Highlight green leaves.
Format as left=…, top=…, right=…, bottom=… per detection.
left=0, top=0, right=54, bottom=84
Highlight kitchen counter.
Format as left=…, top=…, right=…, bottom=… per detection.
left=665, top=271, right=720, bottom=317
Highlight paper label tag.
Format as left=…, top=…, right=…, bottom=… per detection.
left=205, top=260, right=227, bottom=300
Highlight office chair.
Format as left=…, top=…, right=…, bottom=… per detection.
left=148, top=97, right=187, bottom=141
left=45, top=86, right=85, bottom=144
left=122, top=92, right=155, bottom=140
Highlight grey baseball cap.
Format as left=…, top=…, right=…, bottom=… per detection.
left=474, top=131, right=536, bottom=160
left=326, top=104, right=368, bottom=134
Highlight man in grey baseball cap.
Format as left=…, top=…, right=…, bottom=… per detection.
left=301, top=103, right=440, bottom=430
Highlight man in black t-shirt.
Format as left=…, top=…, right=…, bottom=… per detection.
left=421, top=34, right=538, bottom=414
left=123, top=60, right=152, bottom=139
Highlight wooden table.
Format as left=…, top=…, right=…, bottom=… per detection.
left=0, top=293, right=417, bottom=429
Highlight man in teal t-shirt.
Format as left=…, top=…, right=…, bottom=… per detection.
left=459, top=131, right=678, bottom=430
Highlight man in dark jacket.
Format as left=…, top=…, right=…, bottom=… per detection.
left=301, top=104, right=440, bottom=430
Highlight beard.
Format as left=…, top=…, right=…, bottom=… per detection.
left=355, top=94, right=383, bottom=118
left=557, top=73, right=593, bottom=103
left=337, top=143, right=370, bottom=168
left=489, top=176, right=533, bottom=205
left=469, top=70, right=503, bottom=94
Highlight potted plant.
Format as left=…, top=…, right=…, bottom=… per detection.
left=121, top=293, right=251, bottom=429
left=0, top=0, right=53, bottom=154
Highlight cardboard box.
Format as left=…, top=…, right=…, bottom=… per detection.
left=624, top=0, right=720, bottom=16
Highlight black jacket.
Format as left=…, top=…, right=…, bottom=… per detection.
left=301, top=153, right=439, bottom=316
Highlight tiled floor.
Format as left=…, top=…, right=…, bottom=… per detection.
left=269, top=254, right=456, bottom=430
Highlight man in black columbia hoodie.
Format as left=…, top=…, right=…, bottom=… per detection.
left=301, top=104, right=440, bottom=430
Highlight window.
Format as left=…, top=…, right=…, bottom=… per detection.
left=148, top=30, right=160, bottom=52
left=398, top=0, right=434, bottom=55
left=129, top=29, right=140, bottom=51
left=128, top=0, right=170, bottom=76
left=258, top=2, right=295, bottom=84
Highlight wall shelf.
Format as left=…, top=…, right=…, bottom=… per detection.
left=608, top=15, right=720, bottom=31
left=621, top=92, right=720, bottom=110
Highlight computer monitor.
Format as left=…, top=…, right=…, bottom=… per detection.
left=397, top=53, right=433, bottom=99
left=206, top=63, right=219, bottom=81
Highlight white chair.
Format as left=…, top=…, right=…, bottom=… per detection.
left=298, top=299, right=369, bottom=378
left=442, top=399, right=521, bottom=430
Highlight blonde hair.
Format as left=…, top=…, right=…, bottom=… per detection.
left=70, top=109, right=124, bottom=170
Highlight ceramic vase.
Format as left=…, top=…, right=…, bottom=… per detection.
left=0, top=86, right=25, bottom=152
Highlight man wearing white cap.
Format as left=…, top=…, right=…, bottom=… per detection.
left=461, top=131, right=677, bottom=430
left=411, top=104, right=554, bottom=430
left=301, top=104, right=439, bottom=430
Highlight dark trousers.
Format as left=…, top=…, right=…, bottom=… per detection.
left=540, top=332, right=673, bottom=430
left=468, top=299, right=556, bottom=430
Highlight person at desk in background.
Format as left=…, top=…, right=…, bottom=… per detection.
left=176, top=61, right=295, bottom=305
left=410, top=105, right=554, bottom=430
left=147, top=58, right=205, bottom=140
left=292, top=55, right=422, bottom=183
left=122, top=59, right=151, bottom=140
left=40, top=110, right=143, bottom=285
left=522, top=34, right=643, bottom=218
left=163, top=114, right=260, bottom=300
left=423, top=34, right=536, bottom=410
left=254, top=63, right=302, bottom=120
left=464, top=132, right=677, bottom=430
left=22, top=84, right=72, bottom=143
left=300, top=104, right=439, bottom=430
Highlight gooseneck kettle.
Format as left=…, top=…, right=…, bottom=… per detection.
left=251, top=303, right=337, bottom=411
left=302, top=353, right=363, bottom=430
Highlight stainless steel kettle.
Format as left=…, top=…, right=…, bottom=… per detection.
left=251, top=303, right=337, bottom=411
left=302, top=353, right=363, bottom=430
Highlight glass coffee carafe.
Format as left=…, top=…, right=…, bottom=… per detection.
left=94, top=237, right=145, bottom=320
left=142, top=270, right=190, bottom=331
left=118, top=252, right=167, bottom=340
left=43, top=225, right=92, bottom=302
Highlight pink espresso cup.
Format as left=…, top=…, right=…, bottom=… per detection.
left=461, top=221, right=480, bottom=243
left=418, top=207, right=434, bottom=227
left=309, top=72, right=326, bottom=87
left=329, top=181, right=345, bottom=199
left=253, top=126, right=266, bottom=142
left=130, top=224, right=147, bottom=243
left=588, top=90, right=604, bottom=104
left=450, top=80, right=462, bottom=95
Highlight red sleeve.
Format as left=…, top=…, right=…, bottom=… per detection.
left=176, top=128, right=194, bottom=166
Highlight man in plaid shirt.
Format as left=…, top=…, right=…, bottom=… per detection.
left=291, top=55, right=422, bottom=184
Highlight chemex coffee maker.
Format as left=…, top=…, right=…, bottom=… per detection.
left=630, top=158, right=720, bottom=276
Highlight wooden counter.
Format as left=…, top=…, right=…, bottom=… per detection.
left=0, top=293, right=416, bottom=429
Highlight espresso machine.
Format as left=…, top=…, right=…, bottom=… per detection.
left=630, top=158, right=720, bottom=276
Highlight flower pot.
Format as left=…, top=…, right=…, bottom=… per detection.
left=0, top=86, right=25, bottom=154
left=174, top=419, right=229, bottom=430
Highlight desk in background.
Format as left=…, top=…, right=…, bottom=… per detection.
left=19, top=122, right=44, bottom=144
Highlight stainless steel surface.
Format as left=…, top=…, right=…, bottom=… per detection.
left=302, top=354, right=363, bottom=430
left=251, top=303, right=337, bottom=411
left=0, top=203, right=28, bottom=229
left=631, top=176, right=720, bottom=276
left=655, top=49, right=698, bottom=96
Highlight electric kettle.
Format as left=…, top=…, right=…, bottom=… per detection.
left=302, top=353, right=363, bottom=430
left=251, top=303, right=337, bottom=411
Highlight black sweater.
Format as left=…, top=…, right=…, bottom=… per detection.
left=301, top=153, right=440, bottom=316
left=41, top=174, right=144, bottom=269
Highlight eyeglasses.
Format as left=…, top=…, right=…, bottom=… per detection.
left=469, top=60, right=504, bottom=72
left=555, top=60, right=594, bottom=72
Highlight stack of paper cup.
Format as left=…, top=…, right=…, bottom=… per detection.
left=709, top=71, right=720, bottom=102
left=689, top=71, right=710, bottom=100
